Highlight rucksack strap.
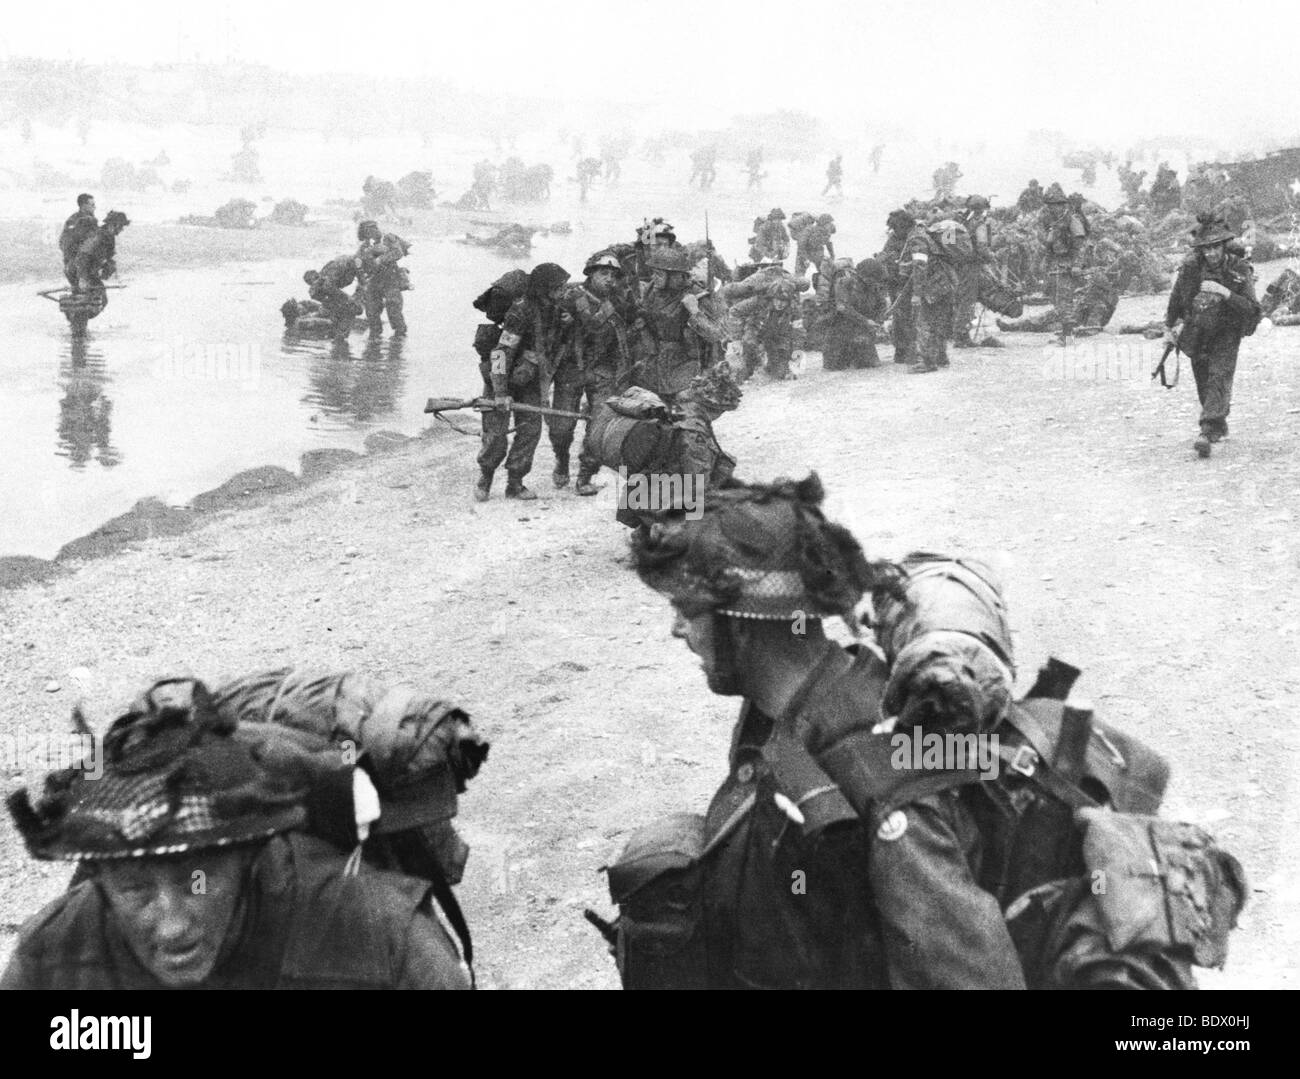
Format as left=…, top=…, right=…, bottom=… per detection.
left=423, top=863, right=477, bottom=988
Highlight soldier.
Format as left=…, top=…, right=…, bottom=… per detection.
left=879, top=209, right=919, bottom=365
left=745, top=147, right=765, bottom=191
left=952, top=194, right=995, bottom=347
left=1117, top=160, right=1147, bottom=206
left=603, top=479, right=1246, bottom=990
left=59, top=193, right=98, bottom=289
left=610, top=217, right=677, bottom=296
left=355, top=220, right=410, bottom=337
left=1037, top=182, right=1089, bottom=343
left=932, top=161, right=962, bottom=199
left=303, top=255, right=361, bottom=339
left=823, top=153, right=843, bottom=197
left=689, top=145, right=718, bottom=190
left=1149, top=162, right=1182, bottom=215
left=586, top=363, right=741, bottom=528
left=1017, top=178, right=1045, bottom=213
left=731, top=278, right=800, bottom=381
left=901, top=209, right=960, bottom=373
left=576, top=157, right=602, bottom=202
left=570, top=252, right=635, bottom=495
left=630, top=246, right=727, bottom=402
left=997, top=265, right=1118, bottom=335
left=758, top=208, right=790, bottom=263
left=869, top=143, right=884, bottom=174
left=1164, top=216, right=1261, bottom=457
left=794, top=213, right=835, bottom=277
left=471, top=159, right=497, bottom=209
left=823, top=258, right=888, bottom=370
left=477, top=262, right=572, bottom=500
left=71, top=210, right=129, bottom=314
left=2, top=679, right=471, bottom=989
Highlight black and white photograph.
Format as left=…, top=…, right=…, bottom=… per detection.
left=0, top=0, right=1294, bottom=1010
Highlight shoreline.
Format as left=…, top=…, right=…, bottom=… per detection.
left=0, top=425, right=443, bottom=591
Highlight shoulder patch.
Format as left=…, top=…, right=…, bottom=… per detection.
left=876, top=809, right=908, bottom=842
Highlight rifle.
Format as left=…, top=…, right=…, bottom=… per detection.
left=424, top=396, right=585, bottom=419
left=704, top=210, right=714, bottom=296
left=1151, top=339, right=1180, bottom=388
left=583, top=908, right=618, bottom=950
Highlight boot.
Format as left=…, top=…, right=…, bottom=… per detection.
left=907, top=362, right=938, bottom=374
left=1194, top=433, right=1211, bottom=458
left=473, top=468, right=493, bottom=502
left=575, top=470, right=601, bottom=496
left=552, top=450, right=570, bottom=488
left=505, top=476, right=538, bottom=500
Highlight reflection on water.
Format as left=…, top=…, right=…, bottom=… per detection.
left=56, top=336, right=122, bottom=469
left=294, top=334, right=408, bottom=424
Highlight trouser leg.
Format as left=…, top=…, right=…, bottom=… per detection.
left=765, top=333, right=793, bottom=378
left=363, top=283, right=384, bottom=334
left=385, top=288, right=407, bottom=335
left=504, top=379, right=543, bottom=479
left=1195, top=344, right=1237, bottom=437
left=892, top=291, right=918, bottom=360
left=578, top=371, right=615, bottom=479
left=546, top=364, right=584, bottom=467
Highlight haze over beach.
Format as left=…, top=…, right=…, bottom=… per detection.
left=4, top=0, right=1300, bottom=148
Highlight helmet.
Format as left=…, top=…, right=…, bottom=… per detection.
left=583, top=251, right=624, bottom=277
left=630, top=473, right=892, bottom=626
left=647, top=246, right=693, bottom=273
left=303, top=269, right=320, bottom=285
left=637, top=217, right=675, bottom=245
left=8, top=678, right=312, bottom=861
left=887, top=209, right=915, bottom=232
left=357, top=219, right=380, bottom=240
left=769, top=207, right=786, bottom=220
left=104, top=210, right=131, bottom=229
left=681, top=361, right=742, bottom=413
left=816, top=213, right=834, bottom=226
left=526, top=262, right=571, bottom=299
left=1191, top=217, right=1235, bottom=247
left=855, top=257, right=885, bottom=281
left=1043, top=182, right=1068, bottom=204
left=965, top=194, right=990, bottom=212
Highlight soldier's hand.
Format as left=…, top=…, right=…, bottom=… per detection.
left=493, top=396, right=513, bottom=412
left=680, top=292, right=701, bottom=315
left=1162, top=324, right=1180, bottom=346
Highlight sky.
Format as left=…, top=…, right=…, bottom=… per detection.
left=3, top=0, right=1299, bottom=149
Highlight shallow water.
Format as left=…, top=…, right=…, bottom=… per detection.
left=2, top=121, right=1085, bottom=559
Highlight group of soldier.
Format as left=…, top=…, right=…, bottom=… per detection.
left=290, top=220, right=412, bottom=340
left=12, top=156, right=1264, bottom=990
left=57, top=193, right=131, bottom=324
left=3, top=478, right=1249, bottom=991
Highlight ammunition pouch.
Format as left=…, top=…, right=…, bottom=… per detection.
left=605, top=813, right=710, bottom=989
left=1077, top=808, right=1247, bottom=969
left=1005, top=810, right=1246, bottom=988
left=473, top=322, right=502, bottom=361
left=509, top=352, right=539, bottom=389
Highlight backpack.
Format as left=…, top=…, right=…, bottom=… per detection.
left=471, top=269, right=529, bottom=325
left=927, top=219, right=975, bottom=263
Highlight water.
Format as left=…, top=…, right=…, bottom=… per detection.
left=1, top=121, right=1084, bottom=559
